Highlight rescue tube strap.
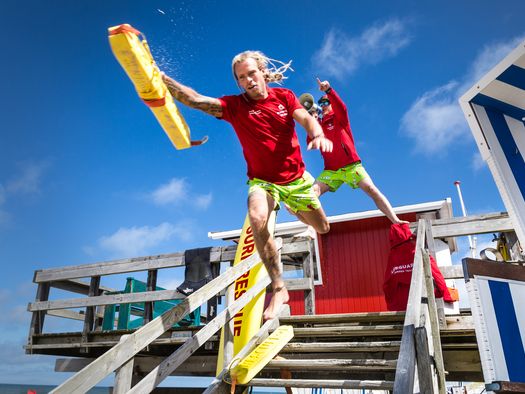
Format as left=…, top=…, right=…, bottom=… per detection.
left=108, top=24, right=142, bottom=36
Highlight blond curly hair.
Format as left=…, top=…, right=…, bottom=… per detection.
left=231, top=50, right=293, bottom=85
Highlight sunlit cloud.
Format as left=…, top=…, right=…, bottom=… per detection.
left=401, top=35, right=525, bottom=156
left=149, top=177, right=212, bottom=210
left=312, top=19, right=411, bottom=80
left=6, top=161, right=49, bottom=195
left=471, top=152, right=486, bottom=171
left=0, top=161, right=50, bottom=226
left=96, top=221, right=196, bottom=258
left=400, top=81, right=467, bottom=154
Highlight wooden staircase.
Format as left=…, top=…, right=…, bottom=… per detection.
left=26, top=213, right=514, bottom=393
left=210, top=309, right=479, bottom=393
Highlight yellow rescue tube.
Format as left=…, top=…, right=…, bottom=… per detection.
left=231, top=325, right=294, bottom=384
left=216, top=211, right=276, bottom=374
left=108, top=24, right=191, bottom=150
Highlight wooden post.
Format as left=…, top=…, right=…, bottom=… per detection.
left=415, top=326, right=434, bottom=394
left=144, top=269, right=158, bottom=325
left=393, top=324, right=416, bottom=393
left=222, top=278, right=235, bottom=371
left=422, top=250, right=446, bottom=394
left=81, top=276, right=100, bottom=352
left=27, top=281, right=50, bottom=351
left=425, top=219, right=446, bottom=329
left=113, top=335, right=133, bottom=394
left=303, top=239, right=316, bottom=315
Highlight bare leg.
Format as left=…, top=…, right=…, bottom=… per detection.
left=247, top=189, right=289, bottom=320
left=293, top=181, right=330, bottom=238
left=358, top=177, right=408, bottom=224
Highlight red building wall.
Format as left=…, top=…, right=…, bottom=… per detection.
left=289, top=213, right=416, bottom=315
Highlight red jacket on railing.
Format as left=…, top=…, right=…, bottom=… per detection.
left=383, top=223, right=454, bottom=311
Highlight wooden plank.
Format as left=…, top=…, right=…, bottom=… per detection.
left=431, top=212, right=508, bottom=226
left=248, top=378, right=394, bottom=390
left=303, top=239, right=315, bottom=315
left=282, top=341, right=401, bottom=353
left=404, top=219, right=426, bottom=327
left=83, top=276, right=100, bottom=337
left=438, top=265, right=463, bottom=279
left=265, top=359, right=397, bottom=371
left=422, top=250, right=446, bottom=394
left=144, top=269, right=158, bottom=324
left=56, top=355, right=217, bottom=376
left=289, top=324, right=403, bottom=337
left=127, top=273, right=272, bottom=393
left=203, top=306, right=285, bottom=394
left=393, top=324, right=416, bottom=394
left=28, top=288, right=186, bottom=312
left=415, top=326, right=434, bottom=394
left=27, top=282, right=50, bottom=343
left=49, top=240, right=280, bottom=394
left=34, top=252, right=188, bottom=283
left=50, top=279, right=115, bottom=295
left=432, top=217, right=514, bottom=238
left=222, top=282, right=234, bottom=373
left=34, top=240, right=308, bottom=283
left=279, top=311, right=405, bottom=325
left=284, top=278, right=312, bottom=291
left=47, top=309, right=86, bottom=322
left=463, top=258, right=525, bottom=281
left=113, top=335, right=133, bottom=394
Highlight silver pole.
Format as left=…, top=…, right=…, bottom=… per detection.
left=454, top=181, right=476, bottom=258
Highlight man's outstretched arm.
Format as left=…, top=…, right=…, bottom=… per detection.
left=162, top=74, right=223, bottom=118
left=293, top=108, right=333, bottom=153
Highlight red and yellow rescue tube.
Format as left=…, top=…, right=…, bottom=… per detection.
left=108, top=24, right=191, bottom=150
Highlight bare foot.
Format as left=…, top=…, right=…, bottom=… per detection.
left=263, top=286, right=289, bottom=321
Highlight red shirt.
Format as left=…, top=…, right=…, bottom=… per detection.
left=314, top=88, right=361, bottom=170
left=219, top=87, right=305, bottom=184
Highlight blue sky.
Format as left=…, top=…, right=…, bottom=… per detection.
left=0, top=0, right=524, bottom=386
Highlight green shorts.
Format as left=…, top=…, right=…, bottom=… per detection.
left=247, top=171, right=321, bottom=213
left=317, top=162, right=370, bottom=191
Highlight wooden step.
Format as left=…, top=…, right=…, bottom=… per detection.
left=279, top=311, right=405, bottom=325
left=265, top=358, right=397, bottom=371
left=289, top=324, right=403, bottom=338
left=282, top=341, right=401, bottom=353
left=248, top=378, right=394, bottom=390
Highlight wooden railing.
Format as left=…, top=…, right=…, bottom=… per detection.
left=393, top=212, right=515, bottom=394
left=42, top=239, right=286, bottom=393
left=27, top=237, right=316, bottom=345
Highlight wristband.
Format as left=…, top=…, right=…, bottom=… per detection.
left=325, top=87, right=332, bottom=94
left=312, top=133, right=324, bottom=140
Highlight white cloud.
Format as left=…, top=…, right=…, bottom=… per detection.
left=401, top=35, right=524, bottom=156
left=149, top=177, right=212, bottom=210
left=461, top=36, right=525, bottom=93
left=194, top=193, right=212, bottom=209
left=97, top=221, right=195, bottom=257
left=6, top=161, right=49, bottom=195
left=400, top=81, right=468, bottom=154
left=312, top=19, right=411, bottom=80
left=151, top=178, right=187, bottom=205
left=0, top=161, right=50, bottom=226
left=471, top=152, right=486, bottom=171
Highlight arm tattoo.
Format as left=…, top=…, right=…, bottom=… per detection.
left=164, top=77, right=223, bottom=117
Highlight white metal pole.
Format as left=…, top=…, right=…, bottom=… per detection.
left=454, top=181, right=476, bottom=258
